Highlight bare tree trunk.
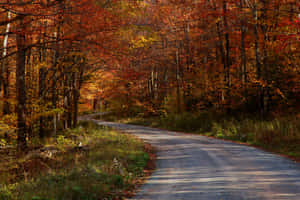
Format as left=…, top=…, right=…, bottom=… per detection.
left=1, top=11, right=11, bottom=114
left=63, top=71, right=71, bottom=129
left=253, top=0, right=261, bottom=79
left=239, top=0, right=247, bottom=84
left=176, top=49, right=181, bottom=114
left=72, top=64, right=84, bottom=128
left=16, top=17, right=27, bottom=149
left=52, top=29, right=60, bottom=134
left=71, top=73, right=76, bottom=128
left=38, top=21, right=48, bottom=138
left=261, top=0, right=269, bottom=116
left=52, top=0, right=65, bottom=134
left=39, top=40, right=46, bottom=138
left=184, top=21, right=191, bottom=110
left=39, top=65, right=45, bottom=137
left=252, top=0, right=264, bottom=116
left=64, top=95, right=68, bottom=129
left=216, top=21, right=226, bottom=104
left=3, top=62, right=10, bottom=115
left=223, top=0, right=231, bottom=88
left=93, top=98, right=98, bottom=111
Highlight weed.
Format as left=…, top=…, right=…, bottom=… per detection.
left=121, top=113, right=300, bottom=160
left=0, top=121, right=149, bottom=200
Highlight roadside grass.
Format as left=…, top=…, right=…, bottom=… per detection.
left=0, top=121, right=150, bottom=200
left=98, top=112, right=300, bottom=161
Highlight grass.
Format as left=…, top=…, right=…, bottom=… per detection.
left=0, top=121, right=151, bottom=200
left=98, top=112, right=300, bottom=161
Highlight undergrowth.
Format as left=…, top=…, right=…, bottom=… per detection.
left=0, top=121, right=149, bottom=200
left=101, top=112, right=300, bottom=160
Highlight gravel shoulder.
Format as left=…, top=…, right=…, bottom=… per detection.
left=91, top=119, right=300, bottom=200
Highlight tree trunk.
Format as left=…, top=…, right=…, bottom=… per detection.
left=253, top=1, right=261, bottom=79
left=39, top=66, right=45, bottom=137
left=216, top=21, right=226, bottom=105
left=261, top=0, right=269, bottom=116
left=239, top=0, right=247, bottom=84
left=176, top=49, right=181, bottom=113
left=52, top=0, right=65, bottom=134
left=93, top=98, right=98, bottom=111
left=16, top=17, right=27, bottom=149
left=3, top=62, right=10, bottom=115
left=73, top=63, right=84, bottom=128
left=1, top=11, right=11, bottom=114
left=38, top=21, right=48, bottom=138
left=52, top=28, right=60, bottom=135
left=252, top=0, right=264, bottom=116
left=223, top=0, right=231, bottom=88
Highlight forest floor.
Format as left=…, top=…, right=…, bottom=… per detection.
left=0, top=120, right=155, bottom=200
left=93, top=117, right=300, bottom=200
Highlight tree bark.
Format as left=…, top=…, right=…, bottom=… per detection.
left=1, top=11, right=11, bottom=114
left=223, top=0, right=231, bottom=88
left=16, top=16, right=27, bottom=149
left=239, top=0, right=247, bottom=84
left=253, top=0, right=261, bottom=80
left=252, top=0, right=264, bottom=116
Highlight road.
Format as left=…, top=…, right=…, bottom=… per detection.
left=90, top=118, right=300, bottom=200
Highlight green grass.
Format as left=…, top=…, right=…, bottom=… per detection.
left=0, top=121, right=149, bottom=200
left=109, top=112, right=300, bottom=161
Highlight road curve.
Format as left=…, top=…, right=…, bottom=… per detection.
left=91, top=119, right=300, bottom=200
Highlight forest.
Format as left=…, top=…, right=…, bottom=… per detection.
left=0, top=0, right=300, bottom=199
left=0, top=0, right=299, bottom=147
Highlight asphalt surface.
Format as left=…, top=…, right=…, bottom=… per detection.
left=89, top=117, right=300, bottom=200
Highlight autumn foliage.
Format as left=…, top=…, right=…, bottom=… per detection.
left=0, top=0, right=299, bottom=147
left=0, top=0, right=125, bottom=148
left=89, top=0, right=300, bottom=117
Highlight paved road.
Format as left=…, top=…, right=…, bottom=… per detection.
left=90, top=118, right=300, bottom=200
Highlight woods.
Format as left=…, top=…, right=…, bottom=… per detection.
left=0, top=0, right=124, bottom=148
left=86, top=0, right=299, bottom=120
left=0, top=0, right=300, bottom=199
left=0, top=0, right=299, bottom=155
